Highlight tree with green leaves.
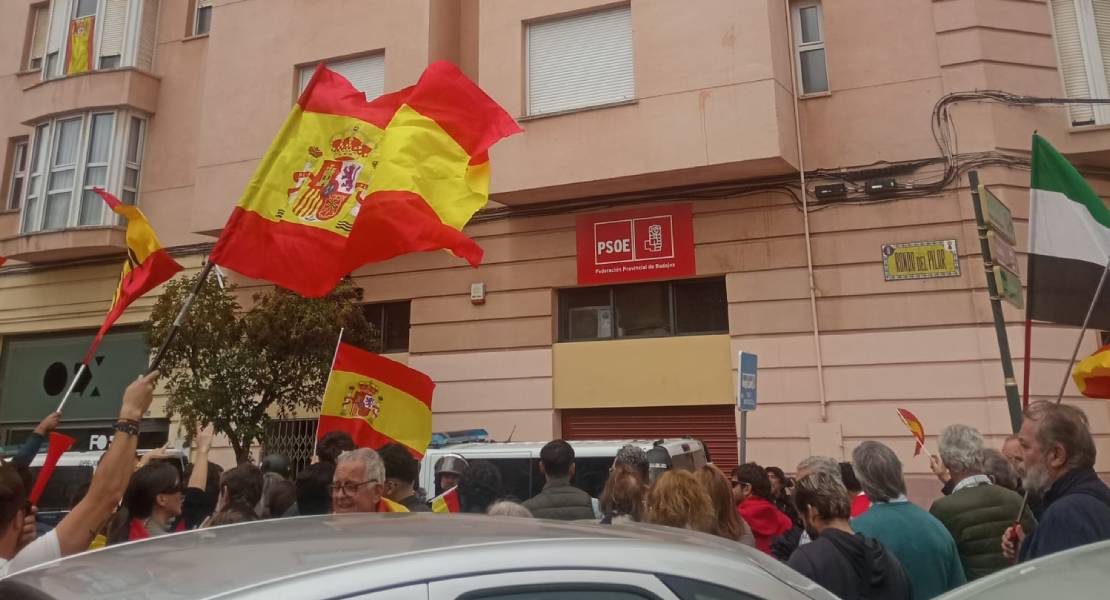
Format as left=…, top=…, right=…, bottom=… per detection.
left=146, top=272, right=378, bottom=463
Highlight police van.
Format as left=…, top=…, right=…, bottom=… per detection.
left=417, top=430, right=708, bottom=500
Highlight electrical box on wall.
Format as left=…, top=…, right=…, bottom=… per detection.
left=470, top=282, right=486, bottom=305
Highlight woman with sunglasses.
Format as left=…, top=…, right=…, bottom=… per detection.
left=107, top=461, right=186, bottom=544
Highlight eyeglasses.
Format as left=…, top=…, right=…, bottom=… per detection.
left=330, top=479, right=378, bottom=496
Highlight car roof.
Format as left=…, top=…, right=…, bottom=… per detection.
left=4, top=514, right=825, bottom=600
left=425, top=438, right=702, bottom=456
left=936, top=539, right=1110, bottom=599
left=28, top=448, right=189, bottom=468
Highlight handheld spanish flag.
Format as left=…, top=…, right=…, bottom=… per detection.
left=29, top=432, right=76, bottom=505
left=430, top=486, right=461, bottom=513
left=65, top=15, right=94, bottom=76
left=210, top=61, right=521, bottom=298
left=84, top=189, right=183, bottom=363
left=317, top=343, right=435, bottom=458
left=896, top=408, right=928, bottom=457
left=1073, top=345, right=1110, bottom=399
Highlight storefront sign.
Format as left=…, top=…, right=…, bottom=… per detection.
left=576, top=204, right=696, bottom=285
left=882, top=240, right=961, bottom=281
left=0, top=329, right=149, bottom=424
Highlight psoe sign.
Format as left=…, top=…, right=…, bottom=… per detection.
left=575, top=204, right=696, bottom=285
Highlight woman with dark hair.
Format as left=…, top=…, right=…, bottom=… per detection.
left=695, top=465, right=754, bottom=546
left=457, top=461, right=502, bottom=514
left=732, top=463, right=792, bottom=555
left=764, top=465, right=799, bottom=526
left=107, top=462, right=185, bottom=544
left=840, top=462, right=872, bottom=517
left=600, top=463, right=646, bottom=524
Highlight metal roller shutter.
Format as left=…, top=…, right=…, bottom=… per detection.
left=1052, top=0, right=1097, bottom=125
left=561, top=404, right=738, bottom=472
left=137, top=0, right=158, bottom=71
left=299, top=54, right=385, bottom=101
left=99, top=0, right=128, bottom=59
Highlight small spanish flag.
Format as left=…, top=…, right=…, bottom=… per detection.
left=85, top=190, right=183, bottom=363
left=65, top=16, right=94, bottom=76
left=210, top=61, right=520, bottom=298
left=1073, top=345, right=1110, bottom=399
left=896, top=408, right=927, bottom=457
left=430, top=486, right=460, bottom=513
left=317, top=343, right=435, bottom=458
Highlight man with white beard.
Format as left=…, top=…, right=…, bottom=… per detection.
left=1002, top=401, right=1110, bottom=562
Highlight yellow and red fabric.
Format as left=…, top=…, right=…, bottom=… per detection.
left=430, top=486, right=460, bottom=513
left=896, top=408, right=927, bottom=457
left=317, top=342, right=435, bottom=458
left=1073, top=345, right=1110, bottom=399
left=377, top=498, right=409, bottom=513
left=85, top=189, right=183, bottom=363
left=65, top=16, right=94, bottom=75
left=210, top=61, right=521, bottom=298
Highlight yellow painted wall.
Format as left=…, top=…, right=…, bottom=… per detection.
left=553, top=335, right=734, bottom=409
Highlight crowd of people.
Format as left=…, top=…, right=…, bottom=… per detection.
left=2, top=372, right=1110, bottom=599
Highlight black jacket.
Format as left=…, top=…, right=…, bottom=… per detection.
left=787, top=528, right=911, bottom=600
left=1020, top=467, right=1110, bottom=561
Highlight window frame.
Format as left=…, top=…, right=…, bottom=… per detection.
left=19, top=110, right=148, bottom=234
left=25, top=3, right=50, bottom=71
left=791, top=1, right=830, bottom=96
left=5, top=139, right=30, bottom=211
left=193, top=0, right=212, bottom=37
left=296, top=52, right=386, bottom=102
left=558, top=278, right=729, bottom=343
left=1058, top=0, right=1110, bottom=125
left=361, top=300, right=412, bottom=354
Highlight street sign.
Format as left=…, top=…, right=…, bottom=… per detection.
left=987, top=231, right=1021, bottom=276
left=882, top=240, right=961, bottom=281
left=738, top=352, right=758, bottom=412
left=993, top=266, right=1024, bottom=309
left=978, top=185, right=1016, bottom=244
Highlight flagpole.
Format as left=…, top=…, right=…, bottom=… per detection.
left=311, top=327, right=345, bottom=460
left=147, top=260, right=214, bottom=374
left=54, top=362, right=89, bottom=414
left=1055, top=256, right=1110, bottom=403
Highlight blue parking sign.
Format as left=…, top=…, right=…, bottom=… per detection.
left=738, top=352, right=757, bottom=412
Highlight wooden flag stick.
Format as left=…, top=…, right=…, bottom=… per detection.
left=148, top=260, right=215, bottom=375
left=310, top=327, right=345, bottom=460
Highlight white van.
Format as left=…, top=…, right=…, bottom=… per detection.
left=417, top=431, right=707, bottom=501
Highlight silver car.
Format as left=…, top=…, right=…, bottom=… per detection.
left=936, top=539, right=1110, bottom=599
left=2, top=514, right=836, bottom=600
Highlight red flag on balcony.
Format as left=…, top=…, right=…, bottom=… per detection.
left=84, top=189, right=182, bottom=363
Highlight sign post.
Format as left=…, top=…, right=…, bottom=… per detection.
left=738, top=352, right=758, bottom=465
left=970, top=173, right=1024, bottom=433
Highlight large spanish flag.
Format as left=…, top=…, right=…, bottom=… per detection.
left=85, top=189, right=183, bottom=363
left=317, top=342, right=435, bottom=458
left=65, top=16, right=94, bottom=76
left=210, top=61, right=520, bottom=297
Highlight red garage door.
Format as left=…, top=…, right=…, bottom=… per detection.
left=561, top=404, right=739, bottom=472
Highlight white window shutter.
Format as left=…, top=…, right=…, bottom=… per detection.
left=30, top=6, right=49, bottom=62
left=137, top=0, right=158, bottom=70
left=300, top=54, right=385, bottom=101
left=100, top=0, right=128, bottom=57
left=1091, top=1, right=1110, bottom=91
left=1053, top=0, right=1097, bottom=125
left=197, top=0, right=213, bottom=7
left=46, top=0, right=71, bottom=53
left=527, top=6, right=634, bottom=116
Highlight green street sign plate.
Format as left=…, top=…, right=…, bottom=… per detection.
left=978, top=186, right=1016, bottom=244
left=993, top=266, right=1024, bottom=309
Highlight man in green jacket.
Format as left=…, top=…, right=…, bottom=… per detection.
left=522, top=440, right=596, bottom=520
left=930, top=425, right=1036, bottom=580
left=851, top=441, right=966, bottom=600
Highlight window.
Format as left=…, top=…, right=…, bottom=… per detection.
left=6, top=140, right=29, bottom=210
left=19, top=111, right=148, bottom=233
left=1051, top=0, right=1110, bottom=125
left=659, top=575, right=761, bottom=600
left=40, top=0, right=157, bottom=80
left=98, top=0, right=129, bottom=70
left=792, top=1, right=829, bottom=95
left=461, top=586, right=657, bottom=600
left=362, top=301, right=410, bottom=353
left=526, top=5, right=634, bottom=116
left=298, top=54, right=385, bottom=101
left=194, top=0, right=212, bottom=36
left=27, top=4, right=49, bottom=70
left=558, top=278, right=728, bottom=342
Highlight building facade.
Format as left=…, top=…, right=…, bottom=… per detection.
left=1, top=0, right=1108, bottom=491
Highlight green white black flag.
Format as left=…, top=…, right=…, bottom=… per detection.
left=1028, top=134, right=1110, bottom=329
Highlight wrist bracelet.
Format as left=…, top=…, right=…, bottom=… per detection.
left=113, top=420, right=140, bottom=437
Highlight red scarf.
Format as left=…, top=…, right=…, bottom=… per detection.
left=128, top=517, right=185, bottom=541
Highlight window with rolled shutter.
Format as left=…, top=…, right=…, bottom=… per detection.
left=98, top=0, right=128, bottom=69
left=136, top=0, right=158, bottom=71
left=298, top=54, right=385, bottom=101
left=526, top=5, right=635, bottom=116
left=44, top=0, right=71, bottom=78
left=28, top=5, right=50, bottom=70
left=1051, top=0, right=1110, bottom=125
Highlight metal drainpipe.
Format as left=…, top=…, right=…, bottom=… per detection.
left=784, top=0, right=829, bottom=421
